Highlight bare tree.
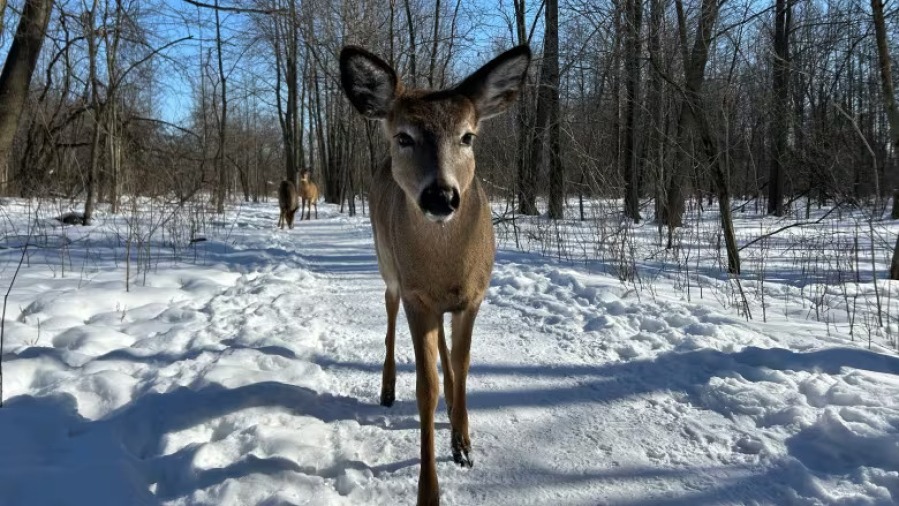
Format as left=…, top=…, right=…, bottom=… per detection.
left=870, top=0, right=899, bottom=279
left=515, top=0, right=538, bottom=215
left=427, top=0, right=440, bottom=87
left=83, top=0, right=102, bottom=225
left=213, top=0, right=228, bottom=213
left=646, top=0, right=665, bottom=225
left=623, top=0, right=642, bottom=222
left=545, top=0, right=563, bottom=219
left=403, top=0, right=417, bottom=86
left=662, top=0, right=740, bottom=273
left=530, top=0, right=562, bottom=219
left=0, top=0, right=54, bottom=194
left=768, top=0, right=791, bottom=216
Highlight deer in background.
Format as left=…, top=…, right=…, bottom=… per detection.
left=277, top=180, right=298, bottom=229
left=298, top=170, right=319, bottom=220
left=340, top=44, right=530, bottom=505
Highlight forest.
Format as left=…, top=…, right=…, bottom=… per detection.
left=3, top=2, right=899, bottom=504
left=1, top=0, right=899, bottom=321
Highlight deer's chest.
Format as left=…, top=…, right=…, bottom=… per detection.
left=389, top=213, right=494, bottom=313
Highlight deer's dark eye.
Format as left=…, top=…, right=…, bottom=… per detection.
left=395, top=133, right=414, bottom=148
left=461, top=133, right=475, bottom=146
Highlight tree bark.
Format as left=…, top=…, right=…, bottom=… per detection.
left=0, top=0, right=54, bottom=194
left=664, top=0, right=691, bottom=235
left=545, top=0, right=563, bottom=219
left=647, top=0, right=664, bottom=224
left=680, top=0, right=738, bottom=273
left=873, top=0, right=899, bottom=151
left=83, top=0, right=101, bottom=226
left=427, top=0, right=440, bottom=88
left=623, top=0, right=643, bottom=222
left=105, top=0, right=122, bottom=213
left=870, top=0, right=899, bottom=279
left=666, top=0, right=737, bottom=276
left=514, top=0, right=538, bottom=215
left=530, top=0, right=563, bottom=218
left=768, top=0, right=790, bottom=216
left=214, top=0, right=228, bottom=214
left=403, top=0, right=417, bottom=86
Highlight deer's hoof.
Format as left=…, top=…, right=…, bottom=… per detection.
left=380, top=389, right=395, bottom=407
left=452, top=430, right=473, bottom=468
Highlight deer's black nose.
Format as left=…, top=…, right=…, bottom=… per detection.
left=419, top=183, right=460, bottom=219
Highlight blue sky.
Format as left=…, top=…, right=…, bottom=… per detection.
left=0, top=0, right=542, bottom=125
left=153, top=0, right=538, bottom=124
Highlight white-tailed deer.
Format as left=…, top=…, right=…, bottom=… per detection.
left=277, top=180, right=298, bottom=229
left=340, top=45, right=530, bottom=505
left=299, top=170, right=319, bottom=220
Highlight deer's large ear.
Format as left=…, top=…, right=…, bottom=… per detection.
left=455, top=45, right=531, bottom=120
left=340, top=46, right=399, bottom=119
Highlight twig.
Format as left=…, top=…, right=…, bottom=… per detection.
left=181, top=0, right=283, bottom=14
left=738, top=203, right=843, bottom=251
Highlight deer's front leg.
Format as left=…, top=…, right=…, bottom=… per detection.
left=437, top=320, right=454, bottom=416
left=449, top=306, right=479, bottom=468
left=381, top=288, right=400, bottom=407
left=405, top=301, right=441, bottom=506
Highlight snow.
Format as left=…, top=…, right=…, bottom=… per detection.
left=0, top=199, right=897, bottom=505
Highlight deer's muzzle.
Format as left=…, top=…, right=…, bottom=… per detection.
left=419, top=183, right=460, bottom=222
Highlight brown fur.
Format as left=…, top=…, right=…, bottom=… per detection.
left=341, top=45, right=530, bottom=505
left=277, top=180, right=298, bottom=229
left=298, top=170, right=319, bottom=220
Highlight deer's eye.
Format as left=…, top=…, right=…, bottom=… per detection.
left=395, top=133, right=414, bottom=148
left=461, top=133, right=475, bottom=146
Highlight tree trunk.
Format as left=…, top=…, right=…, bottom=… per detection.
left=83, top=0, right=101, bottom=226
left=873, top=0, right=899, bottom=148
left=666, top=0, right=724, bottom=253
left=682, top=0, right=737, bottom=273
left=871, top=0, right=899, bottom=278
left=514, top=0, right=538, bottom=215
left=105, top=0, right=122, bottom=213
left=530, top=0, right=562, bottom=218
left=427, top=0, right=441, bottom=88
left=545, top=0, right=563, bottom=219
left=768, top=0, right=790, bottom=216
left=214, top=0, right=227, bottom=214
left=271, top=1, right=299, bottom=185
left=694, top=100, right=740, bottom=274
left=403, top=0, right=417, bottom=86
left=647, top=0, right=664, bottom=224
left=623, top=0, right=643, bottom=222
left=664, top=0, right=692, bottom=234
left=108, top=104, right=122, bottom=213
left=0, top=0, right=54, bottom=194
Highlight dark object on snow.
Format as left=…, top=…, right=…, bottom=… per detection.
left=55, top=212, right=85, bottom=225
left=189, top=237, right=207, bottom=243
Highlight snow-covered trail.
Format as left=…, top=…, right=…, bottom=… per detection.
left=1, top=202, right=898, bottom=505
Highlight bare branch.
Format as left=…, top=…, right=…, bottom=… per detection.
left=181, top=0, right=282, bottom=15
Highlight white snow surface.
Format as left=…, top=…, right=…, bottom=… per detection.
left=1, top=201, right=898, bottom=505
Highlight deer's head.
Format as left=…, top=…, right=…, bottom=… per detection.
left=340, top=45, right=531, bottom=223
